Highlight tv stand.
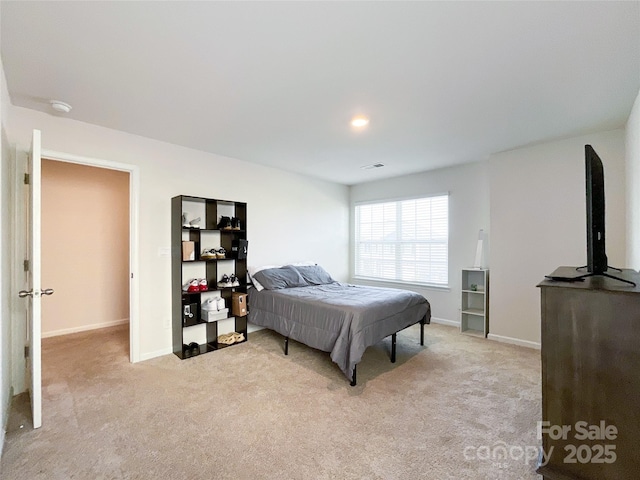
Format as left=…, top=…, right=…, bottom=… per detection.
left=573, top=270, right=636, bottom=287
left=538, top=267, right=640, bottom=479
left=544, top=266, right=637, bottom=286
left=575, top=265, right=622, bottom=273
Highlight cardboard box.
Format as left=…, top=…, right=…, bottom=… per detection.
left=182, top=241, right=195, bottom=261
left=202, top=308, right=229, bottom=322
left=231, top=292, right=248, bottom=317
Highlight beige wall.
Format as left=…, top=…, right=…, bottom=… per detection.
left=488, top=129, right=626, bottom=346
left=626, top=88, right=640, bottom=270
left=41, top=160, right=129, bottom=337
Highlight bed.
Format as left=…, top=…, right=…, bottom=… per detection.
left=247, top=264, right=431, bottom=385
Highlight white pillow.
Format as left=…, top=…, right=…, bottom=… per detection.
left=248, top=262, right=316, bottom=292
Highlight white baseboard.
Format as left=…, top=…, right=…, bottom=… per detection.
left=42, top=318, right=129, bottom=339
left=139, top=347, right=173, bottom=362
left=429, top=316, right=459, bottom=328
left=487, top=333, right=541, bottom=350
left=428, top=318, right=540, bottom=349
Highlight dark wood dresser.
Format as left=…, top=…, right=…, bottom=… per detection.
left=537, top=266, right=640, bottom=479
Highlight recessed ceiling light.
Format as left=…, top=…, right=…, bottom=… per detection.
left=351, top=115, right=369, bottom=128
left=50, top=100, right=72, bottom=114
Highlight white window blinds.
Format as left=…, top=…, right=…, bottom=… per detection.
left=354, top=195, right=449, bottom=286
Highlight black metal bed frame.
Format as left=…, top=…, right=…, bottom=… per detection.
left=282, top=314, right=429, bottom=386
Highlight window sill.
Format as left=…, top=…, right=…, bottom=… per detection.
left=351, top=276, right=450, bottom=292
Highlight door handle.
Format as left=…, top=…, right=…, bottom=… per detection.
left=18, top=288, right=55, bottom=298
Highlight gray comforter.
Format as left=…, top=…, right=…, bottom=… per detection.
left=248, top=282, right=430, bottom=380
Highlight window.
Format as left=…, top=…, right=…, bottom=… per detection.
left=354, top=194, right=449, bottom=287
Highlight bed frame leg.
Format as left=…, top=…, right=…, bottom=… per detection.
left=391, top=333, right=397, bottom=363
left=284, top=336, right=289, bottom=355
left=420, top=316, right=426, bottom=346
left=350, top=365, right=357, bottom=387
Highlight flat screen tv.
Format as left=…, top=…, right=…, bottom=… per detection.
left=585, top=144, right=607, bottom=274
left=546, top=145, right=635, bottom=285
left=580, top=144, right=634, bottom=285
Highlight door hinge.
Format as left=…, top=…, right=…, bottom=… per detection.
left=24, top=259, right=30, bottom=272
left=24, top=173, right=30, bottom=185
left=24, top=345, right=29, bottom=359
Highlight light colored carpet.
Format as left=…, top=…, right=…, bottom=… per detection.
left=1, top=323, right=542, bottom=479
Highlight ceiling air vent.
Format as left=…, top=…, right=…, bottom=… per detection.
left=360, top=163, right=385, bottom=170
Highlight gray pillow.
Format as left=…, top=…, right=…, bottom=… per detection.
left=252, top=265, right=308, bottom=290
left=292, top=265, right=335, bottom=285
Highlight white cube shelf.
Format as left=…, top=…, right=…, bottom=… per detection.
left=461, top=268, right=489, bottom=337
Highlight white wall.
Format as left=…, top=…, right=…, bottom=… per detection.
left=349, top=161, right=490, bottom=325
left=0, top=53, right=12, bottom=454
left=626, top=89, right=640, bottom=270
left=489, top=129, right=626, bottom=345
left=7, top=106, right=349, bottom=393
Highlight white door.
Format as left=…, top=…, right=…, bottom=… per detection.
left=18, top=129, right=51, bottom=429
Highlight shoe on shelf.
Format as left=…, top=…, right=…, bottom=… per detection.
left=199, top=278, right=208, bottom=291
left=188, top=342, right=200, bottom=355
left=201, top=249, right=217, bottom=260
left=217, top=274, right=231, bottom=288
left=201, top=298, right=216, bottom=311
left=203, top=297, right=225, bottom=311
left=231, top=332, right=245, bottom=343
left=217, top=216, right=232, bottom=230
left=231, top=217, right=241, bottom=230
left=182, top=212, right=190, bottom=228
left=182, top=279, right=199, bottom=293
left=216, top=297, right=226, bottom=310
left=229, top=274, right=240, bottom=287
left=217, top=333, right=235, bottom=345
left=216, top=247, right=226, bottom=259
left=189, top=217, right=201, bottom=229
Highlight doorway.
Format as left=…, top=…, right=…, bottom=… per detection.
left=41, top=160, right=129, bottom=342
left=39, top=150, right=140, bottom=362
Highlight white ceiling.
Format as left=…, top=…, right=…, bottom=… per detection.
left=2, top=1, right=639, bottom=185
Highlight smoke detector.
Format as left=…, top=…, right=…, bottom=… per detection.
left=50, top=100, right=72, bottom=114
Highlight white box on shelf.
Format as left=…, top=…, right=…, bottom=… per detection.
left=202, top=308, right=229, bottom=322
